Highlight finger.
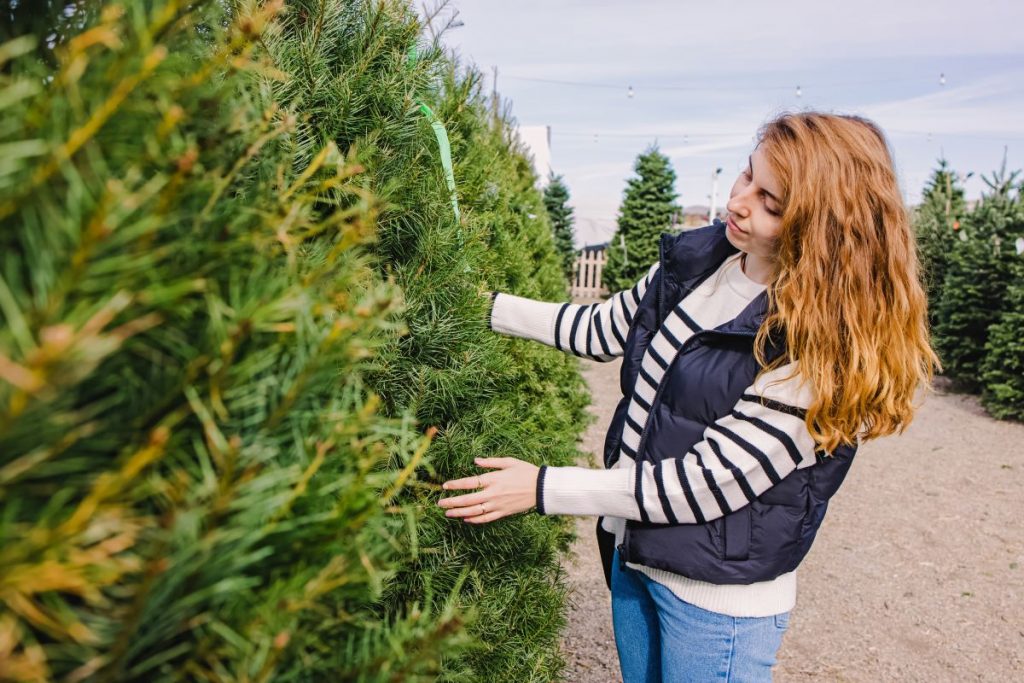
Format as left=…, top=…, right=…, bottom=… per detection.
left=437, top=492, right=485, bottom=509
left=474, top=457, right=519, bottom=469
left=444, top=504, right=491, bottom=519
left=463, top=510, right=506, bottom=524
left=442, top=476, right=485, bottom=491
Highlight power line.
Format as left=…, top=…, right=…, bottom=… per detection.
left=887, top=128, right=1024, bottom=141
left=549, top=128, right=1024, bottom=143
left=556, top=130, right=746, bottom=140
left=503, top=73, right=942, bottom=93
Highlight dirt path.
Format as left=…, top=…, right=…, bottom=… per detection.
left=559, top=358, right=1024, bottom=682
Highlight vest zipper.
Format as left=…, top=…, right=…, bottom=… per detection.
left=656, top=236, right=666, bottom=325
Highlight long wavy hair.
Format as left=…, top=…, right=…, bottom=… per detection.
left=754, top=112, right=940, bottom=452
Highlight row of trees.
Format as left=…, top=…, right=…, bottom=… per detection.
left=0, top=1, right=588, bottom=680
left=917, top=157, right=1024, bottom=419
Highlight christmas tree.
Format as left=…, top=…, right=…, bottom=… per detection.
left=913, top=158, right=968, bottom=323
left=932, top=160, right=1023, bottom=390
left=543, top=173, right=578, bottom=282
left=980, top=255, right=1024, bottom=420
left=0, top=1, right=588, bottom=680
left=603, top=145, right=679, bottom=292
left=0, top=2, right=463, bottom=678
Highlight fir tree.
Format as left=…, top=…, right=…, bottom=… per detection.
left=603, top=145, right=679, bottom=292
left=543, top=173, right=578, bottom=282
left=980, top=256, right=1024, bottom=419
left=0, top=2, right=469, bottom=679
left=0, top=0, right=588, bottom=680
left=914, top=158, right=968, bottom=321
left=932, top=160, right=1023, bottom=389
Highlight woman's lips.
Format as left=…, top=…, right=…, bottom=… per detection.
left=727, top=217, right=746, bottom=235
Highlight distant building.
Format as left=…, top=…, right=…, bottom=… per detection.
left=677, top=205, right=728, bottom=230
left=518, top=125, right=552, bottom=188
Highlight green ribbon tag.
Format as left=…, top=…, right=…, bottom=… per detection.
left=417, top=102, right=460, bottom=223
left=406, top=44, right=461, bottom=224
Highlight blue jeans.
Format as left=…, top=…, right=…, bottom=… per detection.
left=611, top=550, right=789, bottom=682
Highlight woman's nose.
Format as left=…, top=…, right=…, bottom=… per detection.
left=726, top=195, right=746, bottom=217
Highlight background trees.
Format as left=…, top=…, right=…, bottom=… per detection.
left=914, top=158, right=969, bottom=324
left=917, top=157, right=1024, bottom=418
left=602, top=146, right=679, bottom=292
left=543, top=173, right=577, bottom=282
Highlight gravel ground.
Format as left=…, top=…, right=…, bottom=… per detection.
left=559, top=357, right=1024, bottom=682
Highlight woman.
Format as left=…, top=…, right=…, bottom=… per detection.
left=438, top=112, right=939, bottom=682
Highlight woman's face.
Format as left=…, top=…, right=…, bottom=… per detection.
left=724, top=146, right=784, bottom=262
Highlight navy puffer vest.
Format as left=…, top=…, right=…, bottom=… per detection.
left=598, top=221, right=857, bottom=587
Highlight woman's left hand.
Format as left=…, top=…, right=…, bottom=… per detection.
left=438, top=457, right=539, bottom=524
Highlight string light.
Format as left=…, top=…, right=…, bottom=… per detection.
left=627, top=85, right=635, bottom=98
left=939, top=72, right=946, bottom=86
left=795, top=84, right=802, bottom=98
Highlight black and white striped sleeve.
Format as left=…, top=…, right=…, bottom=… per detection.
left=488, top=261, right=660, bottom=362
left=536, top=363, right=821, bottom=521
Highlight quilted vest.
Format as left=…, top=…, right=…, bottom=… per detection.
left=600, top=221, right=858, bottom=585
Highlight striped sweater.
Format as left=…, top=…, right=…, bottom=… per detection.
left=491, top=253, right=819, bottom=616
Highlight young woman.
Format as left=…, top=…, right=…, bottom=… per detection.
left=438, top=112, right=939, bottom=682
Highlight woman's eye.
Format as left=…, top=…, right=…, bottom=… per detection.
left=743, top=168, right=780, bottom=215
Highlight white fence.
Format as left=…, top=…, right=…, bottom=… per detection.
left=571, top=244, right=608, bottom=299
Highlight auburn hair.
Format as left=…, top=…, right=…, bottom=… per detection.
left=753, top=112, right=940, bottom=452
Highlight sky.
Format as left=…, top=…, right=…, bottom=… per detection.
left=438, top=0, right=1024, bottom=246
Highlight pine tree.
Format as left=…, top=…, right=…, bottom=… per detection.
left=543, top=173, right=578, bottom=282
left=603, top=145, right=679, bottom=293
left=914, top=158, right=968, bottom=321
left=0, top=2, right=470, bottom=679
left=980, top=256, right=1024, bottom=419
left=0, top=0, right=588, bottom=680
left=932, top=160, right=1023, bottom=389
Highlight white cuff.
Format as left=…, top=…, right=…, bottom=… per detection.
left=539, top=465, right=638, bottom=518
left=489, top=292, right=560, bottom=346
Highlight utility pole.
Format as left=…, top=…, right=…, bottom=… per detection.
left=708, top=167, right=723, bottom=222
